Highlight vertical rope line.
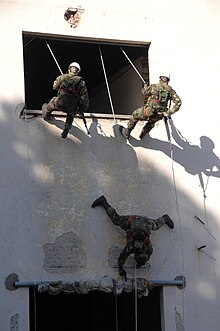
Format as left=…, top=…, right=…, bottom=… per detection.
left=98, top=45, right=116, bottom=122
left=120, top=47, right=145, bottom=84
left=45, top=41, right=63, bottom=75
left=168, top=120, right=185, bottom=324
left=134, top=264, right=138, bottom=331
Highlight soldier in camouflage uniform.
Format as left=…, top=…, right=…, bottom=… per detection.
left=92, top=195, right=174, bottom=279
left=120, top=75, right=182, bottom=140
left=42, top=62, right=89, bottom=139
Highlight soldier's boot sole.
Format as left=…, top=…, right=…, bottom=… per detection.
left=61, top=129, right=69, bottom=139
left=163, top=214, right=174, bottom=229
left=91, top=195, right=107, bottom=208
left=42, top=103, right=53, bottom=120
left=139, top=125, right=153, bottom=139
left=119, top=126, right=131, bottom=139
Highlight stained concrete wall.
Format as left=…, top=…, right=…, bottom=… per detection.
left=1, top=0, right=220, bottom=330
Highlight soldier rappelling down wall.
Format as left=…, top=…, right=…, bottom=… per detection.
left=92, top=195, right=174, bottom=280
left=42, top=62, right=89, bottom=139
left=120, top=75, right=182, bottom=140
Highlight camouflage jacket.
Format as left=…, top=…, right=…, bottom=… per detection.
left=123, top=215, right=164, bottom=240
left=53, top=73, right=89, bottom=112
left=142, top=82, right=182, bottom=116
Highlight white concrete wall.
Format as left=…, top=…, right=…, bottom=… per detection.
left=1, top=0, right=220, bottom=330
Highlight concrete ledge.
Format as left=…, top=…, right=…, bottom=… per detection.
left=23, top=109, right=131, bottom=120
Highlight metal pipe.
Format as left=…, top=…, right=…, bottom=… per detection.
left=14, top=279, right=185, bottom=288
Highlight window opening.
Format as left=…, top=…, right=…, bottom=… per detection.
left=22, top=33, right=149, bottom=115
left=29, top=287, right=161, bottom=331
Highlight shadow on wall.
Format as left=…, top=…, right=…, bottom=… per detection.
left=1, top=101, right=220, bottom=330
left=129, top=118, right=220, bottom=199
left=41, top=115, right=139, bottom=172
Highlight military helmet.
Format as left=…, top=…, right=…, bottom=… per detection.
left=135, top=254, right=147, bottom=265
left=68, top=62, right=81, bottom=72
left=159, top=75, right=170, bottom=82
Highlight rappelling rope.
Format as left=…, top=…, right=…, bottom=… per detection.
left=167, top=119, right=185, bottom=324
left=120, top=47, right=145, bottom=84
left=45, top=40, right=63, bottom=75
left=98, top=45, right=116, bottom=123
left=122, top=46, right=186, bottom=320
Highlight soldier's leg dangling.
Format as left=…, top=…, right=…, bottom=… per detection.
left=42, top=103, right=53, bottom=120
left=139, top=121, right=154, bottom=139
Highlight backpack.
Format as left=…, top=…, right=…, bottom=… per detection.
left=149, top=84, right=171, bottom=113
left=60, top=77, right=82, bottom=113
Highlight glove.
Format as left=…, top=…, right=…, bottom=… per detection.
left=163, top=111, right=170, bottom=117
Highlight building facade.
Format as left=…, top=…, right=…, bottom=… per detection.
left=1, top=0, right=220, bottom=330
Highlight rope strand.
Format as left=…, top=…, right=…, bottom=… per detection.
left=98, top=45, right=116, bottom=122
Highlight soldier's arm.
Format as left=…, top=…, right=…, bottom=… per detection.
left=142, top=84, right=152, bottom=104
left=147, top=218, right=165, bottom=231
left=166, top=89, right=182, bottom=116
left=79, top=80, right=89, bottom=112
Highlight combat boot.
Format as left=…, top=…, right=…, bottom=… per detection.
left=61, top=129, right=69, bottom=139
left=42, top=103, right=52, bottom=120
left=119, top=126, right=132, bottom=139
left=162, top=214, right=174, bottom=229
left=139, top=122, right=154, bottom=139
left=91, top=195, right=111, bottom=210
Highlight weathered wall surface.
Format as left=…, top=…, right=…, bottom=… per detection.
left=1, top=0, right=220, bottom=330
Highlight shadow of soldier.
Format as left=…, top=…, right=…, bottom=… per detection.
left=129, top=118, right=220, bottom=198
left=86, top=118, right=139, bottom=171
left=41, top=114, right=139, bottom=174
left=42, top=115, right=89, bottom=138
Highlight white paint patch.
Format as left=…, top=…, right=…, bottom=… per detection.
left=196, top=280, right=216, bottom=300
left=32, top=163, right=54, bottom=183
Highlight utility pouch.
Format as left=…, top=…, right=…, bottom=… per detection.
left=156, top=89, right=170, bottom=113
left=60, top=94, right=79, bottom=113
left=60, top=77, right=81, bottom=113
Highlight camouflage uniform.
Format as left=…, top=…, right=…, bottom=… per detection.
left=123, top=79, right=182, bottom=138
left=92, top=195, right=174, bottom=279
left=105, top=206, right=166, bottom=268
left=44, top=73, right=89, bottom=130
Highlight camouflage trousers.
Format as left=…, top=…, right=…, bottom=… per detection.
left=127, top=106, right=164, bottom=130
left=106, top=207, right=164, bottom=268
left=46, top=97, right=77, bottom=130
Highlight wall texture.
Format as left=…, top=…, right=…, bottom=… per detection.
left=1, top=0, right=220, bottom=330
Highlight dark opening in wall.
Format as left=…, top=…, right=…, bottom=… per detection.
left=29, top=287, right=161, bottom=331
left=22, top=33, right=149, bottom=115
